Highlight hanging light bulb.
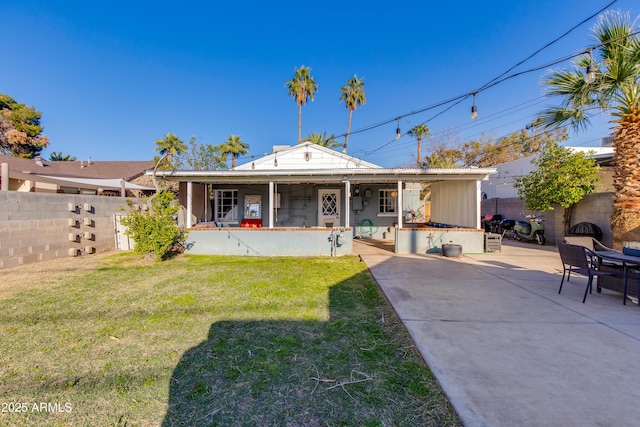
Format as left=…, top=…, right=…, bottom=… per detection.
left=396, top=118, right=401, bottom=140
left=471, top=93, right=478, bottom=120
left=585, top=63, right=596, bottom=83
left=584, top=50, right=596, bottom=84
left=273, top=155, right=278, bottom=167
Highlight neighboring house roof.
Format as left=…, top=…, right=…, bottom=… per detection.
left=0, top=154, right=154, bottom=179
left=0, top=154, right=156, bottom=191
left=154, top=142, right=496, bottom=183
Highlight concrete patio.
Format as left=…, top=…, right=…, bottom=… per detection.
left=354, top=239, right=640, bottom=427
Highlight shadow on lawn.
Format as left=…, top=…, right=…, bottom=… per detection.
left=161, top=273, right=458, bottom=426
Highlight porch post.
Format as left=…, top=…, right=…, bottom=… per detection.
left=0, top=163, right=8, bottom=191
left=344, top=180, right=350, bottom=228
left=397, top=180, right=403, bottom=229
left=268, top=181, right=274, bottom=228
left=186, top=181, right=193, bottom=228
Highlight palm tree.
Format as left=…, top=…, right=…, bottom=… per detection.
left=408, top=124, right=431, bottom=168
left=154, top=133, right=187, bottom=169
left=285, top=65, right=317, bottom=144
left=537, top=10, right=640, bottom=247
left=151, top=133, right=187, bottom=194
left=304, top=131, right=341, bottom=149
left=218, top=134, right=250, bottom=169
left=49, top=152, right=77, bottom=161
left=339, top=74, right=366, bottom=154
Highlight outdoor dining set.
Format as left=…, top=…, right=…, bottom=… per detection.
left=558, top=237, right=640, bottom=306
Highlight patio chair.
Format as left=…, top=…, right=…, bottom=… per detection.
left=557, top=242, right=616, bottom=303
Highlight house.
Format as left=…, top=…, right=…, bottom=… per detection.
left=480, top=140, right=615, bottom=245
left=0, top=154, right=155, bottom=196
left=152, top=143, right=496, bottom=256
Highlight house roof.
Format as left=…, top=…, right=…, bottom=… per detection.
left=0, top=154, right=156, bottom=191
left=0, top=154, right=154, bottom=180
left=152, top=143, right=496, bottom=184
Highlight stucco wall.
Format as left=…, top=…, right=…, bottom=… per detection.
left=0, top=192, right=132, bottom=269
left=395, top=227, right=485, bottom=254
left=186, top=228, right=353, bottom=256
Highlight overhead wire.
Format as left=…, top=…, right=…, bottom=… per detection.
left=345, top=2, right=635, bottom=161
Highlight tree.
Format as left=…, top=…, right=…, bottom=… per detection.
left=285, top=65, right=317, bottom=143
left=513, top=143, right=599, bottom=235
left=461, top=122, right=568, bottom=167
left=218, top=134, right=249, bottom=169
left=49, top=152, right=77, bottom=161
left=174, top=136, right=227, bottom=171
left=305, top=131, right=341, bottom=149
left=0, top=94, right=50, bottom=158
left=408, top=124, right=431, bottom=168
left=154, top=133, right=187, bottom=169
left=537, top=10, right=640, bottom=247
left=152, top=133, right=187, bottom=192
left=339, top=74, right=366, bottom=154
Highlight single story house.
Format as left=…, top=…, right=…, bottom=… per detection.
left=0, top=154, right=155, bottom=196
left=152, top=142, right=496, bottom=256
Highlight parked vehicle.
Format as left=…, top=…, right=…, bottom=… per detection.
left=501, top=214, right=545, bottom=245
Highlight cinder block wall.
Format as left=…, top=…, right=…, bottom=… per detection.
left=0, top=192, right=132, bottom=269
left=481, top=193, right=614, bottom=247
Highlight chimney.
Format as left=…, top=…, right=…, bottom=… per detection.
left=34, top=156, right=44, bottom=167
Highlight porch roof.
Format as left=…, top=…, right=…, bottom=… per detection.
left=149, top=167, right=496, bottom=184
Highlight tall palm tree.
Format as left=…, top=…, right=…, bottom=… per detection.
left=408, top=124, right=431, bottom=168
left=285, top=65, right=317, bottom=144
left=152, top=133, right=187, bottom=192
left=537, top=10, right=640, bottom=247
left=219, top=134, right=250, bottom=169
left=304, top=131, right=341, bottom=149
left=339, top=74, right=366, bottom=154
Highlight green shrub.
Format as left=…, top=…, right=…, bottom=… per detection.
left=120, top=191, right=188, bottom=259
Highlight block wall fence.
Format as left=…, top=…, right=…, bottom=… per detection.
left=481, top=192, right=614, bottom=247
left=0, top=192, right=133, bottom=269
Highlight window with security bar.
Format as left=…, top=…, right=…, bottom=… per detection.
left=322, top=193, right=338, bottom=216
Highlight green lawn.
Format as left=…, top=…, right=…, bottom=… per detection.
left=0, top=253, right=460, bottom=426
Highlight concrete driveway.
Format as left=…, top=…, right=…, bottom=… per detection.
left=354, top=239, right=640, bottom=427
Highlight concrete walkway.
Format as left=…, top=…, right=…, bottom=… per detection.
left=354, top=239, right=640, bottom=427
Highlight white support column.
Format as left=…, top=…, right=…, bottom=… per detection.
left=344, top=180, right=351, bottom=228
left=268, top=181, right=274, bottom=228
left=186, top=182, right=193, bottom=228
left=1, top=163, right=8, bottom=191
left=203, top=184, right=209, bottom=222
left=475, top=180, right=482, bottom=229
left=397, top=180, right=403, bottom=229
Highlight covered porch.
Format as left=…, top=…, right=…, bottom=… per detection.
left=152, top=143, right=495, bottom=256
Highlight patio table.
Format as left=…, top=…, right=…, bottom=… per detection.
left=594, top=250, right=640, bottom=306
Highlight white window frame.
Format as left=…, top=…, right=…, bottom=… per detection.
left=378, top=189, right=398, bottom=217
left=213, top=189, right=239, bottom=223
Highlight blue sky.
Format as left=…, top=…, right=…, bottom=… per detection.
left=2, top=0, right=637, bottom=167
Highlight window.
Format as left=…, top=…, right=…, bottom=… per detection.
left=379, top=189, right=397, bottom=215
left=213, top=189, right=238, bottom=223
left=244, top=195, right=262, bottom=219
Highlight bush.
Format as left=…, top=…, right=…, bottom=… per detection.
left=120, top=191, right=188, bottom=259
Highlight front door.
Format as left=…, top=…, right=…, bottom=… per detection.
left=318, top=189, right=340, bottom=228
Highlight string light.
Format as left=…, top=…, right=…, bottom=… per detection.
left=471, top=93, right=478, bottom=120
left=585, top=49, right=596, bottom=83
left=395, top=118, right=401, bottom=140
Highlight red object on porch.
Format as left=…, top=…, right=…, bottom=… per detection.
left=241, top=218, right=262, bottom=228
